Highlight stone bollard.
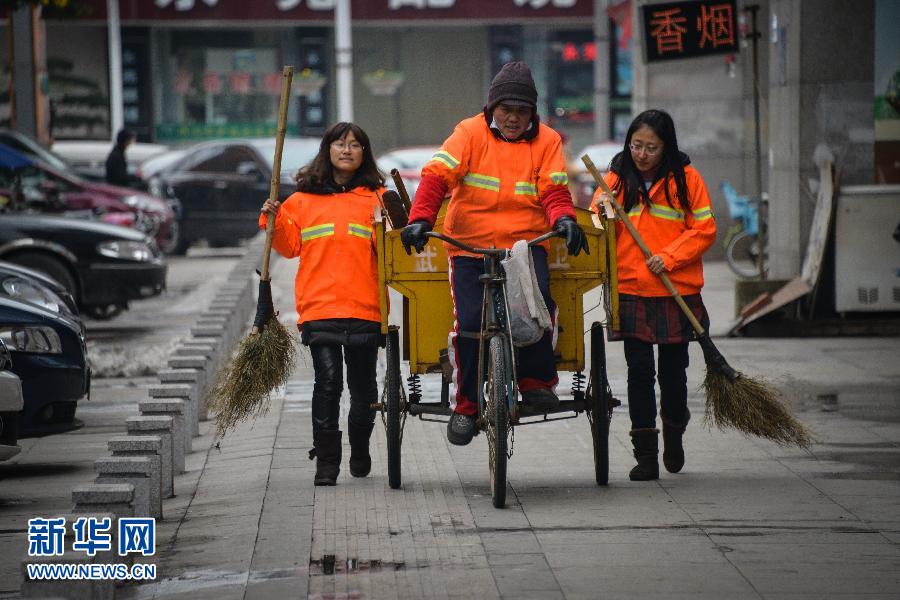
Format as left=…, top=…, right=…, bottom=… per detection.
left=190, top=324, right=225, bottom=340
left=126, top=416, right=174, bottom=498
left=108, top=436, right=162, bottom=520
left=174, top=344, right=216, bottom=359
left=94, top=457, right=153, bottom=519
left=149, top=383, right=198, bottom=440
left=72, top=483, right=134, bottom=521
left=158, top=368, right=202, bottom=400
left=138, top=400, right=186, bottom=474
left=183, top=335, right=222, bottom=354
left=166, top=356, right=215, bottom=421
left=196, top=317, right=235, bottom=343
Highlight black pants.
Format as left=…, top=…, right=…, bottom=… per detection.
left=310, top=344, right=378, bottom=432
left=623, top=338, right=690, bottom=430
left=449, top=246, right=557, bottom=415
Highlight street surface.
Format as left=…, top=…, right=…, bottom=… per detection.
left=2, top=252, right=899, bottom=599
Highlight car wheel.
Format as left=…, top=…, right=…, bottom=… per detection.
left=158, top=219, right=186, bottom=255
left=84, top=304, right=124, bottom=320
left=9, top=252, right=79, bottom=301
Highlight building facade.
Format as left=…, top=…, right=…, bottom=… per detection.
left=1, top=0, right=631, bottom=158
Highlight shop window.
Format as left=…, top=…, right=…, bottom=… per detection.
left=159, top=38, right=288, bottom=141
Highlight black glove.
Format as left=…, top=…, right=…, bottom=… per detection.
left=555, top=216, right=589, bottom=256
left=400, top=220, right=432, bottom=255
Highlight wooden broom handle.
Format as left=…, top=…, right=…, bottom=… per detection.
left=581, top=155, right=706, bottom=336
left=260, top=65, right=294, bottom=282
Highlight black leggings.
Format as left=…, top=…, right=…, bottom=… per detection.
left=310, top=344, right=378, bottom=432
left=623, top=338, right=690, bottom=430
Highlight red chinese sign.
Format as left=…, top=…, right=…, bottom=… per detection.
left=77, top=0, right=591, bottom=22
left=641, top=0, right=738, bottom=62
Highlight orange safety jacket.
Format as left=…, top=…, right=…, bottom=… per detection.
left=408, top=113, right=575, bottom=257
left=258, top=187, right=383, bottom=325
left=591, top=165, right=716, bottom=297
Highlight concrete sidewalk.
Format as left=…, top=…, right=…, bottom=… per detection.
left=121, top=259, right=900, bottom=600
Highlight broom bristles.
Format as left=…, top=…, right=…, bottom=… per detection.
left=703, top=369, right=814, bottom=449
left=210, top=315, right=297, bottom=437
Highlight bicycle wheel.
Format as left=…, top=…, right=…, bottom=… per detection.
left=726, top=230, right=764, bottom=279
left=589, top=323, right=610, bottom=486
left=385, top=328, right=402, bottom=489
left=486, top=335, right=509, bottom=508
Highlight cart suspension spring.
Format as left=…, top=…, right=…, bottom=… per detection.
left=407, top=374, right=422, bottom=403
left=571, top=372, right=585, bottom=397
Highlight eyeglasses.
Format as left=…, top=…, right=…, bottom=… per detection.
left=629, top=143, right=661, bottom=156
left=331, top=141, right=364, bottom=152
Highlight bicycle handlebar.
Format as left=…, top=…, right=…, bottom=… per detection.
left=424, top=230, right=560, bottom=256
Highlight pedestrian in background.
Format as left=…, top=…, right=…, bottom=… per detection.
left=591, top=109, right=716, bottom=481
left=400, top=61, right=588, bottom=446
left=105, top=128, right=140, bottom=188
left=259, top=122, right=385, bottom=486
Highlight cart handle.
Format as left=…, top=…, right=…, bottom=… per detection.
left=425, top=230, right=559, bottom=256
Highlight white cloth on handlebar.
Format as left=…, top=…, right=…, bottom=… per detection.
left=502, top=240, right=551, bottom=347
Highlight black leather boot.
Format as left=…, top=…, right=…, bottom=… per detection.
left=312, top=430, right=342, bottom=486
left=629, top=428, right=659, bottom=481
left=348, top=421, right=374, bottom=478
left=662, top=409, right=689, bottom=474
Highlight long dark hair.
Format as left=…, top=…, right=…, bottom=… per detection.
left=295, top=122, right=384, bottom=193
left=611, top=109, right=689, bottom=212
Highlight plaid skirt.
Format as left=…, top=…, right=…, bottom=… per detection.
left=609, top=293, right=710, bottom=344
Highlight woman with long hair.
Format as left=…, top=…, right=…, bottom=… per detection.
left=592, top=109, right=716, bottom=481
left=259, top=122, right=385, bottom=486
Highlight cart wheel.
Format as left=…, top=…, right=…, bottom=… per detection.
left=386, top=327, right=402, bottom=489
left=487, top=335, right=509, bottom=508
left=590, top=322, right=610, bottom=486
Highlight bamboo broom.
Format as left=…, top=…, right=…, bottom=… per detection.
left=582, top=155, right=811, bottom=448
left=211, top=66, right=298, bottom=437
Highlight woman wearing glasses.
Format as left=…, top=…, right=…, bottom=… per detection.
left=591, top=109, right=716, bottom=481
left=260, top=122, right=385, bottom=486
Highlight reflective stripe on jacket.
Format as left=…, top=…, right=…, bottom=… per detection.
left=591, top=165, right=716, bottom=296
left=258, top=187, right=382, bottom=324
left=420, top=114, right=573, bottom=257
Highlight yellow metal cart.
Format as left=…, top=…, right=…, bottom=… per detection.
left=375, top=204, right=619, bottom=506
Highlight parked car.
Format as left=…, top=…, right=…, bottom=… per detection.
left=149, top=137, right=320, bottom=253
left=0, top=127, right=72, bottom=173
left=139, top=149, right=187, bottom=188
left=51, top=140, right=170, bottom=183
left=0, top=339, right=24, bottom=459
left=0, top=260, right=80, bottom=320
left=569, top=141, right=622, bottom=208
left=0, top=214, right=166, bottom=320
left=377, top=146, right=438, bottom=199
left=0, top=292, right=89, bottom=436
left=0, top=132, right=180, bottom=253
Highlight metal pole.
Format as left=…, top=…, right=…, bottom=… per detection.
left=744, top=4, right=765, bottom=280
left=107, top=0, right=124, bottom=138
left=335, top=0, right=353, bottom=123
left=593, top=0, right=611, bottom=141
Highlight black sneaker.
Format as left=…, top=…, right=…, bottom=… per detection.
left=521, top=388, right=560, bottom=412
left=446, top=413, right=478, bottom=446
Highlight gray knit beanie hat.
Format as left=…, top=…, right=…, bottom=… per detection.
left=486, top=61, right=538, bottom=112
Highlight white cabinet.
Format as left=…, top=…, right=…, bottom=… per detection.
left=834, top=185, right=900, bottom=312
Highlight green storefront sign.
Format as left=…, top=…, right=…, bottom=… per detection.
left=156, top=122, right=300, bottom=141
